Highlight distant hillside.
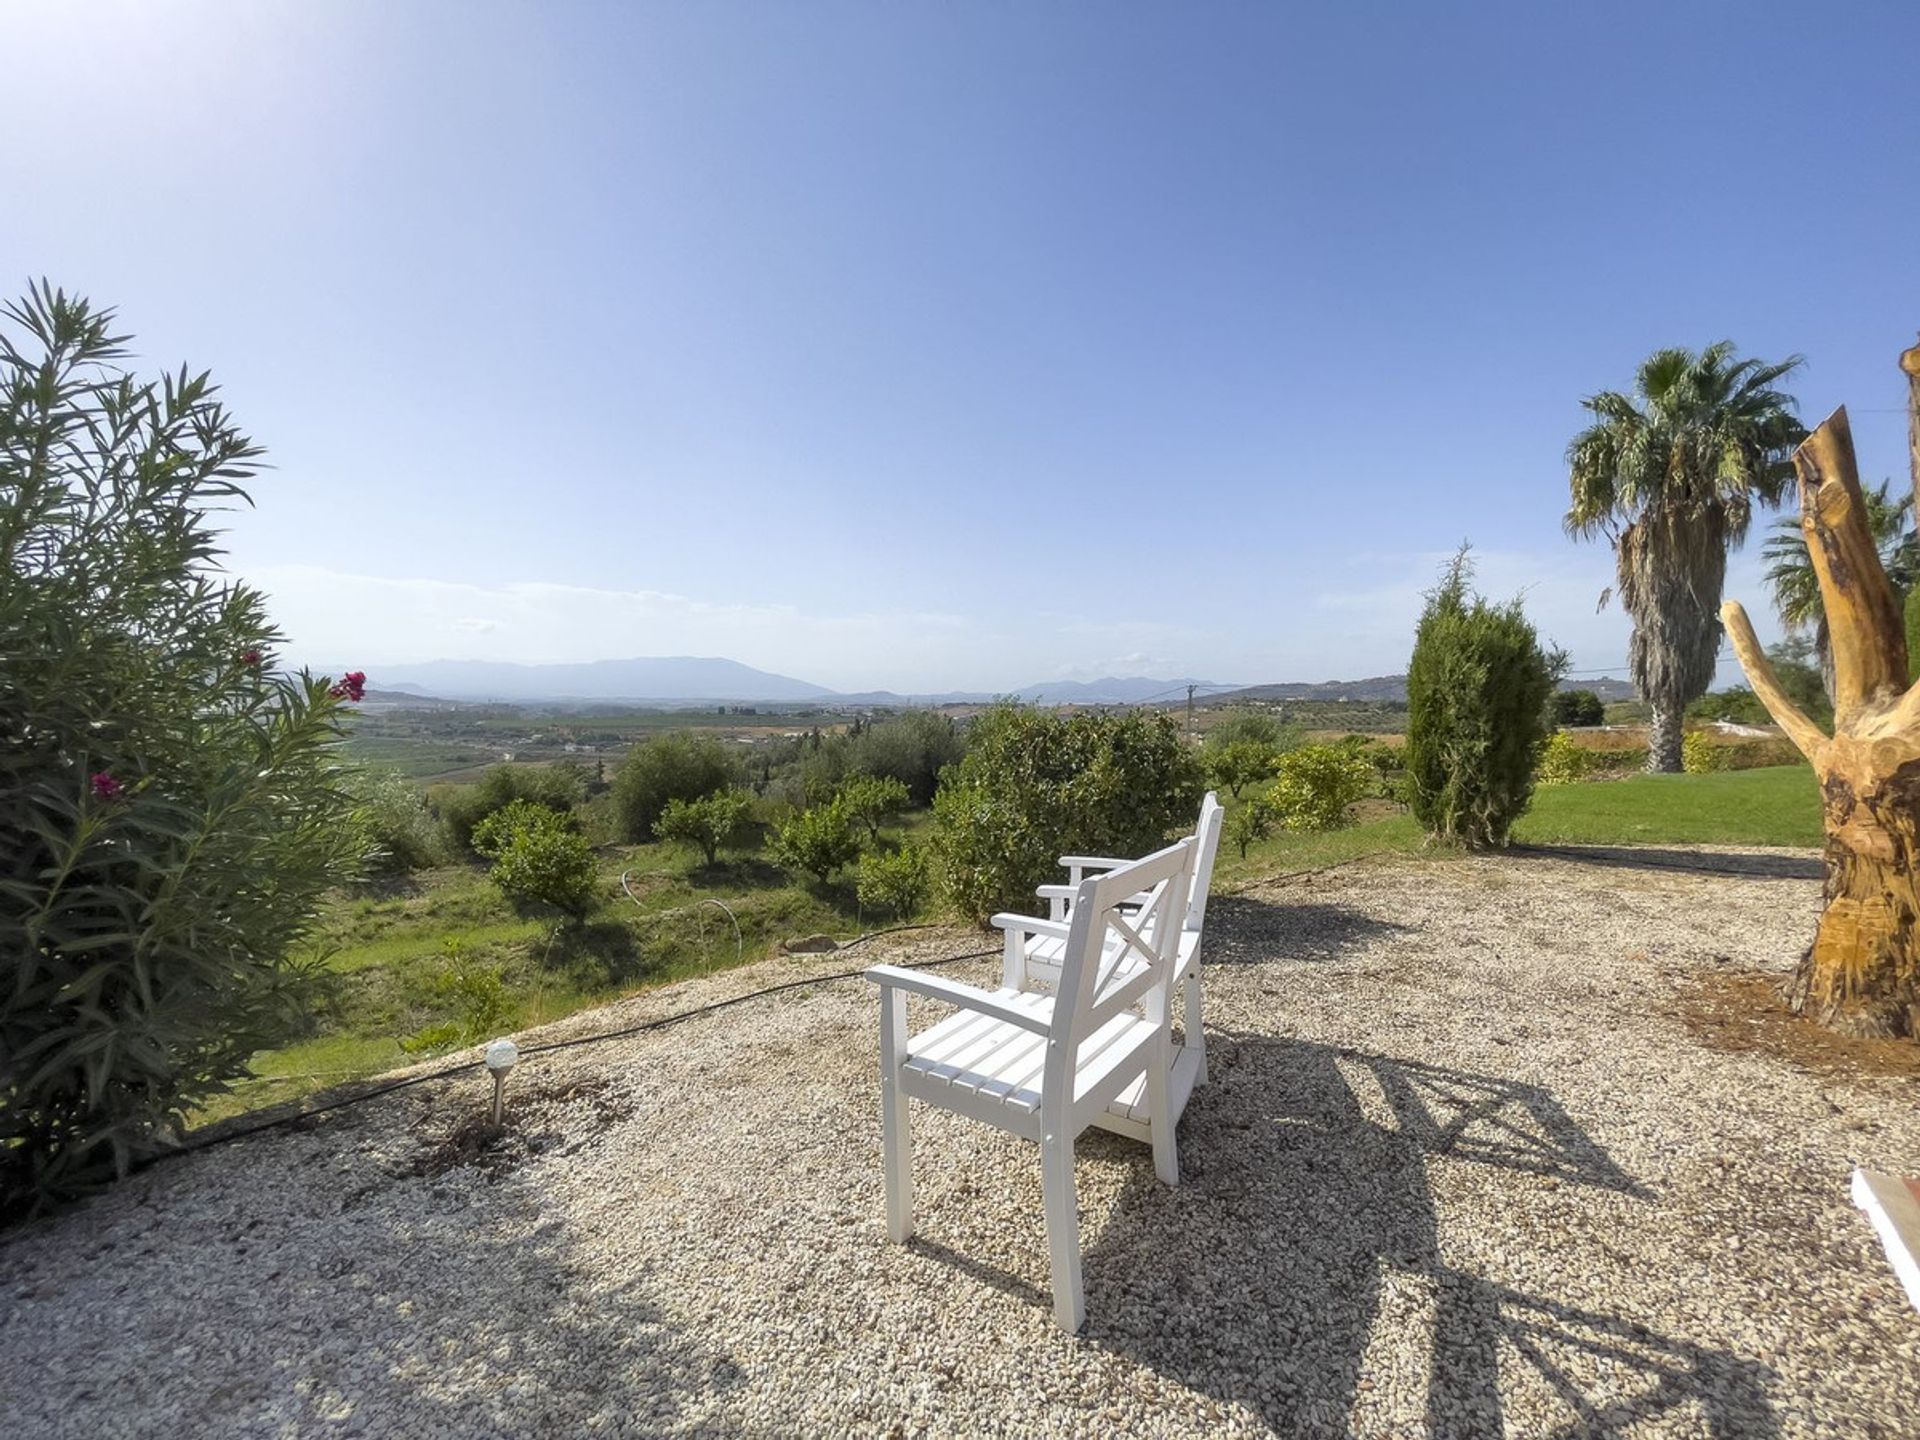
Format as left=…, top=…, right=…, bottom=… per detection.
left=1012, top=676, right=1228, bottom=706
left=1201, top=674, right=1637, bottom=706
left=1202, top=675, right=1409, bottom=705
left=365, top=656, right=833, bottom=704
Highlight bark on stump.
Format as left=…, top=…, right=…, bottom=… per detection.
left=1722, top=343, right=1920, bottom=1036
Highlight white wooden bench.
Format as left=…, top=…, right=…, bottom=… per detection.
left=997, top=792, right=1225, bottom=1137
left=867, top=837, right=1197, bottom=1331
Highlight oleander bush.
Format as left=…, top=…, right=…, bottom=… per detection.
left=0, top=285, right=367, bottom=1216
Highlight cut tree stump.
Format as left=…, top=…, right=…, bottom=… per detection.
left=1720, top=336, right=1920, bottom=1037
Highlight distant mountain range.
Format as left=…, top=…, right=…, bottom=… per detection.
left=361, top=655, right=1636, bottom=707
left=374, top=656, right=833, bottom=704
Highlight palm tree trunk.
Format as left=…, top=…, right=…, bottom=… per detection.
left=1646, top=704, right=1684, bottom=772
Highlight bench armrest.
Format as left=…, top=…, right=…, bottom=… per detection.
left=990, top=912, right=1071, bottom=940
left=865, top=965, right=1051, bottom=1035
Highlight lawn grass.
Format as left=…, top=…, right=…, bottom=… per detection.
left=1512, top=764, right=1821, bottom=848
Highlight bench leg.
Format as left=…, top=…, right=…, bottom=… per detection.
left=880, top=990, right=913, bottom=1242
left=1148, top=1031, right=1179, bottom=1187
left=1040, top=1134, right=1083, bottom=1331
left=1183, top=971, right=1207, bottom=1085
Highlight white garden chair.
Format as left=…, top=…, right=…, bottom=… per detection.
left=1003, top=792, right=1225, bottom=1123
left=866, top=836, right=1197, bottom=1331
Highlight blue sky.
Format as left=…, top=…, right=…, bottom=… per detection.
left=4, top=2, right=1917, bottom=693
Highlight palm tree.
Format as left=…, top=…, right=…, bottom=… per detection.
left=1763, top=479, right=1915, bottom=696
left=1566, top=343, right=1806, bottom=771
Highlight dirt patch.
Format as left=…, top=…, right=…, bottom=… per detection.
left=1672, top=968, right=1920, bottom=1081
left=400, top=1073, right=637, bottom=1182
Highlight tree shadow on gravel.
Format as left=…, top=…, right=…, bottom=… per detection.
left=1202, top=896, right=1412, bottom=966
left=1076, top=1031, right=1776, bottom=1438
left=0, top=1089, right=742, bottom=1437
left=1508, top=844, right=1823, bottom=882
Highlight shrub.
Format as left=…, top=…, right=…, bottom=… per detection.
left=1225, top=797, right=1275, bottom=858
left=930, top=705, right=1205, bottom=923
left=856, top=846, right=931, bottom=919
left=401, top=941, right=516, bottom=1053
left=0, top=285, right=366, bottom=1214
left=611, top=732, right=735, bottom=841
left=1267, top=745, right=1374, bottom=831
left=1535, top=731, right=1594, bottom=786
left=1549, top=689, right=1606, bottom=727
left=1205, top=708, right=1298, bottom=750
left=346, top=768, right=444, bottom=874
left=472, top=801, right=599, bottom=918
left=653, top=788, right=754, bottom=866
left=1205, top=738, right=1282, bottom=798
left=838, top=773, right=910, bottom=842
left=1404, top=551, right=1560, bottom=848
left=439, top=762, right=585, bottom=856
left=1682, top=730, right=1732, bottom=774
left=847, top=709, right=969, bottom=806
left=769, top=799, right=864, bottom=884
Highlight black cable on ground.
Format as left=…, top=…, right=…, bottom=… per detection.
left=156, top=939, right=1000, bottom=1165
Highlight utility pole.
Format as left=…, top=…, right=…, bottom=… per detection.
left=1186, top=683, right=1197, bottom=740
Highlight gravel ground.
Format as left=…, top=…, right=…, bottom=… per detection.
left=4, top=846, right=1919, bottom=1438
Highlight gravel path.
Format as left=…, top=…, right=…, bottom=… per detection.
left=4, top=847, right=1919, bottom=1438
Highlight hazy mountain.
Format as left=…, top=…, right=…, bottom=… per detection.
left=349, top=658, right=1637, bottom=709
left=365, top=656, right=834, bottom=703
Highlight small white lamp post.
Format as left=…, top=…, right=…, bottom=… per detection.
left=484, top=1038, right=519, bottom=1126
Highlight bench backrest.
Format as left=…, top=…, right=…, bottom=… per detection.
left=1045, top=837, right=1196, bottom=1076
left=1184, top=791, right=1225, bottom=934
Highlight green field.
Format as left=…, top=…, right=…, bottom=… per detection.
left=192, top=828, right=891, bottom=1126
left=197, top=764, right=1820, bottom=1128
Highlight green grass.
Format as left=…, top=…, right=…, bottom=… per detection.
left=189, top=827, right=903, bottom=1128
left=1512, top=764, right=1821, bottom=848
left=196, top=764, right=1820, bottom=1128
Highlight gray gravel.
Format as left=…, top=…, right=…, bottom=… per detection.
left=4, top=847, right=1919, bottom=1438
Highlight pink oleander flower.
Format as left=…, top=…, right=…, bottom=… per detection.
left=241, top=649, right=263, bottom=667
left=329, top=670, right=367, bottom=703
left=91, top=771, right=124, bottom=801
